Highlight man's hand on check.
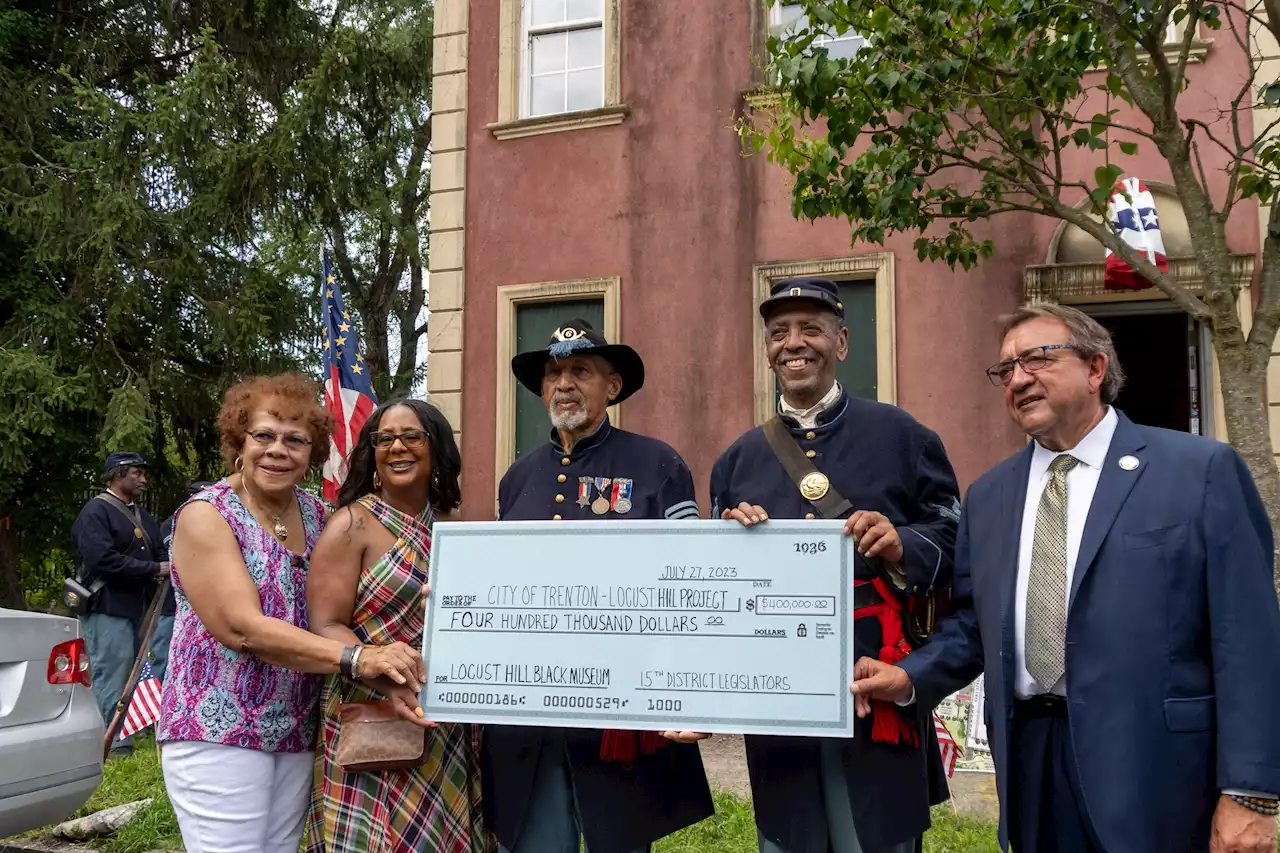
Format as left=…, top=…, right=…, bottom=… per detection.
left=844, top=510, right=904, bottom=564
left=661, top=731, right=713, bottom=743
left=849, top=656, right=913, bottom=717
left=722, top=503, right=768, bottom=526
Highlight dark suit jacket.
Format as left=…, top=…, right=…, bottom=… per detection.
left=900, top=412, right=1280, bottom=853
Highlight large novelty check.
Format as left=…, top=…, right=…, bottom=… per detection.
left=420, top=520, right=855, bottom=737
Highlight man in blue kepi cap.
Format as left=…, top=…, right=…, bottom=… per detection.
left=71, top=451, right=168, bottom=757
left=483, top=318, right=714, bottom=853
left=710, top=276, right=963, bottom=852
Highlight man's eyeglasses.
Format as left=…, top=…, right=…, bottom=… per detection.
left=986, top=345, right=1077, bottom=386
left=372, top=430, right=428, bottom=449
left=248, top=430, right=313, bottom=451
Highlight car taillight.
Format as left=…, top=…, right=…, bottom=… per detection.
left=48, top=638, right=91, bottom=687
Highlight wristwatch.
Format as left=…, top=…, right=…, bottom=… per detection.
left=1228, top=794, right=1280, bottom=816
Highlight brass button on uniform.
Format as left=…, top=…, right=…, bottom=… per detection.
left=805, top=512, right=816, bottom=520
left=805, top=449, right=817, bottom=459
left=555, top=494, right=565, bottom=503
left=557, top=474, right=567, bottom=483
left=805, top=431, right=816, bottom=440
left=561, top=457, right=571, bottom=466
left=553, top=514, right=562, bottom=521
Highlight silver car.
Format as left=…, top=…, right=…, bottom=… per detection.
left=0, top=608, right=104, bottom=836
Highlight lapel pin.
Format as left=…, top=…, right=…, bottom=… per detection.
left=1119, top=455, right=1140, bottom=471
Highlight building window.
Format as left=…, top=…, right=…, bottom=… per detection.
left=495, top=277, right=622, bottom=494
left=752, top=254, right=896, bottom=425
left=524, top=0, right=605, bottom=117
left=492, top=0, right=626, bottom=139
left=769, top=1, right=867, bottom=60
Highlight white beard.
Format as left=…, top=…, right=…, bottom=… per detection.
left=550, top=405, right=591, bottom=432
left=549, top=392, right=591, bottom=432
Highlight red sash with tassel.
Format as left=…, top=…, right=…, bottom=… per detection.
left=853, top=577, right=918, bottom=747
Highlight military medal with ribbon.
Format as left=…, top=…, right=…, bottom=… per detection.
left=592, top=477, right=612, bottom=515
left=610, top=478, right=633, bottom=514
left=577, top=477, right=593, bottom=507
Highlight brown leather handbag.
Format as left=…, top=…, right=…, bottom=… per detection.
left=333, top=700, right=429, bottom=772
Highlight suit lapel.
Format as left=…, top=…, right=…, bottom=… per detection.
left=999, top=444, right=1034, bottom=687
left=1069, top=415, right=1148, bottom=608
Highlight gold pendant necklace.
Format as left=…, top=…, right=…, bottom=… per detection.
left=270, top=516, right=289, bottom=542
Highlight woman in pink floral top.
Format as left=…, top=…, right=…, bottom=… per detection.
left=159, top=373, right=428, bottom=853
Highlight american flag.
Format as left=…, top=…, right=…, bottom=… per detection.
left=934, top=711, right=959, bottom=778
left=320, top=248, right=378, bottom=504
left=1104, top=177, right=1167, bottom=291
left=117, top=658, right=163, bottom=741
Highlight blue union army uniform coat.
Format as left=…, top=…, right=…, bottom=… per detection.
left=71, top=491, right=165, bottom=621
left=709, top=392, right=961, bottom=853
left=482, top=417, right=714, bottom=853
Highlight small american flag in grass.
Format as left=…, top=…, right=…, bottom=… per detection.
left=117, top=657, right=163, bottom=740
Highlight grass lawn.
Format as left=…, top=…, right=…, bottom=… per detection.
left=28, top=735, right=1000, bottom=852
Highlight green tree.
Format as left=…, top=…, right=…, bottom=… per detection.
left=743, top=0, right=1280, bottom=580
left=266, top=1, right=435, bottom=400
left=0, top=1, right=326, bottom=608
left=1, top=1, right=438, bottom=608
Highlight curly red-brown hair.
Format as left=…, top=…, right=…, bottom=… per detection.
left=217, top=372, right=334, bottom=471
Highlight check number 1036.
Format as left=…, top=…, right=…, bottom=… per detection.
left=794, top=541, right=827, bottom=554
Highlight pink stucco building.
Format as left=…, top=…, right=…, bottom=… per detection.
left=426, top=0, right=1269, bottom=520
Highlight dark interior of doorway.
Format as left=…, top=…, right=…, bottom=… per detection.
left=1094, top=311, right=1192, bottom=433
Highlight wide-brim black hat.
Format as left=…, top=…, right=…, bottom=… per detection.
left=511, top=318, right=645, bottom=405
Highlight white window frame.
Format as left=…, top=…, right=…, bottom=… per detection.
left=520, top=0, right=606, bottom=119
left=769, top=1, right=867, bottom=59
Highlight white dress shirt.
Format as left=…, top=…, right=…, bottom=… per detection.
left=780, top=381, right=843, bottom=429
left=1014, top=406, right=1118, bottom=699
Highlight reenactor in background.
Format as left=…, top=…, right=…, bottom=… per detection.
left=70, top=451, right=168, bottom=757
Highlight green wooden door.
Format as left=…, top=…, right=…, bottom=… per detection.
left=514, top=299, right=606, bottom=459
left=773, top=279, right=878, bottom=405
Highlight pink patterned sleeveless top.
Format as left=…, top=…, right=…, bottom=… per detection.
left=157, top=480, right=326, bottom=753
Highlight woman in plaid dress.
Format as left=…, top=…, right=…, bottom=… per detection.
left=305, top=399, right=490, bottom=853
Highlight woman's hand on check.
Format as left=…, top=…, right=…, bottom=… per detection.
left=722, top=503, right=768, bottom=526
left=661, top=731, right=712, bottom=743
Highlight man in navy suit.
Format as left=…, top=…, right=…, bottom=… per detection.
left=852, top=303, right=1280, bottom=853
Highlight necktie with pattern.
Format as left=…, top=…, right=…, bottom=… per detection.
left=1025, top=453, right=1079, bottom=691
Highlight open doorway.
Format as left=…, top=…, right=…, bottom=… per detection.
left=1089, top=307, right=1211, bottom=437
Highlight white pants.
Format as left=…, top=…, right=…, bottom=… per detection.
left=161, top=740, right=314, bottom=853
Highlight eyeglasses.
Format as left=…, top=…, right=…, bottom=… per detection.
left=248, top=429, right=313, bottom=451
left=372, top=429, right=428, bottom=449
left=985, top=344, right=1077, bottom=386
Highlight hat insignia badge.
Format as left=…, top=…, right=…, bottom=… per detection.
left=799, top=471, right=830, bottom=501
left=552, top=327, right=583, bottom=343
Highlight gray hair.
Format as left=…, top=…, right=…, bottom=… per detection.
left=998, top=302, right=1126, bottom=404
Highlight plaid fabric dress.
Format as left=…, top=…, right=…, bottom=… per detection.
left=306, top=496, right=491, bottom=853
